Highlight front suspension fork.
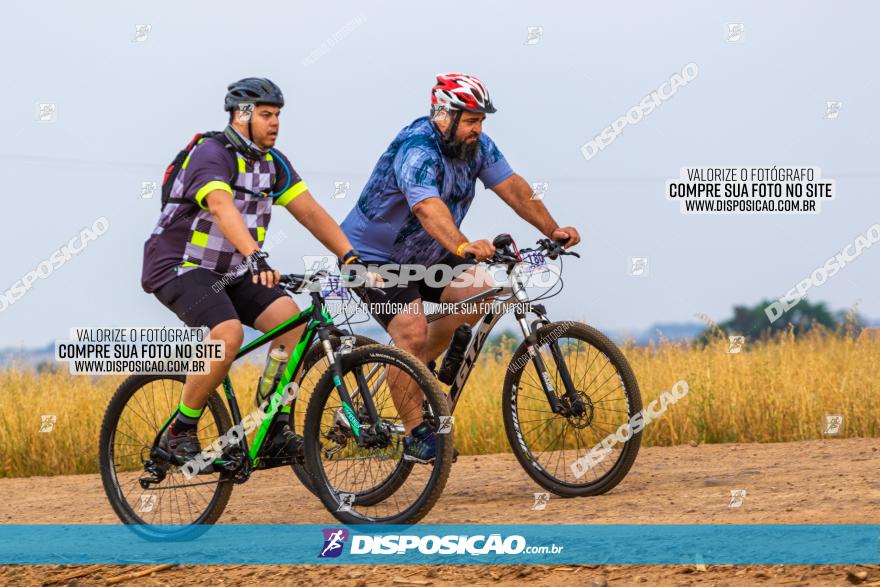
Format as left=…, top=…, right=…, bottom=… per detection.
left=319, top=326, right=383, bottom=443
left=518, top=314, right=584, bottom=416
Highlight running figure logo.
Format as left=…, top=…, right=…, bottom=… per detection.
left=728, top=489, right=747, bottom=509
left=824, top=101, right=842, bottom=119
left=531, top=492, right=550, bottom=511
left=319, top=528, right=349, bottom=558
left=39, top=415, right=57, bottom=433
left=140, top=181, right=158, bottom=199
left=332, top=181, right=351, bottom=199
left=823, top=414, right=844, bottom=436
left=628, top=257, right=649, bottom=277
left=727, top=335, right=745, bottom=354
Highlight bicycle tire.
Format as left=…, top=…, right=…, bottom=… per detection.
left=303, top=344, right=452, bottom=524
left=290, top=334, right=378, bottom=495
left=502, top=321, right=642, bottom=497
left=99, top=374, right=234, bottom=540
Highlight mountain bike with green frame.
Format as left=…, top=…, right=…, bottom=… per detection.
left=98, top=271, right=450, bottom=538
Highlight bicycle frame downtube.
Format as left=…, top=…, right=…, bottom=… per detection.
left=178, top=302, right=325, bottom=465
left=444, top=263, right=561, bottom=413
left=248, top=325, right=318, bottom=462
left=446, top=301, right=510, bottom=411
left=249, top=300, right=332, bottom=462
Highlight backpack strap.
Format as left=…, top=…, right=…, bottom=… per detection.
left=164, top=131, right=289, bottom=207
left=161, top=131, right=230, bottom=208
left=211, top=133, right=291, bottom=199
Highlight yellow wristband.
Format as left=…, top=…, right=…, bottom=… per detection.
left=455, top=241, right=470, bottom=257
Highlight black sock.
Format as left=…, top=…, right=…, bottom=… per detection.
left=170, top=401, right=202, bottom=435
left=171, top=416, right=196, bottom=436
left=170, top=415, right=198, bottom=435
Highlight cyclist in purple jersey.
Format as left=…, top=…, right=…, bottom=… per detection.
left=340, top=73, right=581, bottom=463
left=141, top=78, right=363, bottom=463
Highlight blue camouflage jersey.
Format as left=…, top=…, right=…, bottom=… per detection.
left=340, top=116, right=514, bottom=266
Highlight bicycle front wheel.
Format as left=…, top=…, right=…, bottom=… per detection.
left=502, top=321, right=642, bottom=497
left=290, top=333, right=378, bottom=495
left=303, top=344, right=453, bottom=524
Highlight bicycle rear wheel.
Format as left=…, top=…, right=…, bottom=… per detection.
left=99, top=374, right=234, bottom=539
left=503, top=321, right=642, bottom=497
left=303, top=344, right=452, bottom=524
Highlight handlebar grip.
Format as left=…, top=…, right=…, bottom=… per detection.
left=492, top=233, right=512, bottom=249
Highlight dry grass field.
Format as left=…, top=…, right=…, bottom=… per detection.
left=1, top=328, right=878, bottom=478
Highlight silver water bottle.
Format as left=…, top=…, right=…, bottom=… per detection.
left=256, top=345, right=288, bottom=407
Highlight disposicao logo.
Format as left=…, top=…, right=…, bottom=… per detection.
left=319, top=528, right=349, bottom=558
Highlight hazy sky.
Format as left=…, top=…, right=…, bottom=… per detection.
left=1, top=1, right=878, bottom=347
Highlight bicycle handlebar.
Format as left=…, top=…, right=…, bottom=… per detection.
left=282, top=234, right=578, bottom=292
left=278, top=273, right=311, bottom=292
left=465, top=235, right=580, bottom=264
left=279, top=271, right=387, bottom=297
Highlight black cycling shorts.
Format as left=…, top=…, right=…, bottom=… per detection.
left=355, top=253, right=474, bottom=329
left=154, top=268, right=287, bottom=330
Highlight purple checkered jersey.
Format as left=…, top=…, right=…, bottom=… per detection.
left=141, top=131, right=307, bottom=293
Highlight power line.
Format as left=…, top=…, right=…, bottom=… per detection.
left=1, top=152, right=878, bottom=183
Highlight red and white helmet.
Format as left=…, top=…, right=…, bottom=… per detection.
left=431, top=73, right=497, bottom=114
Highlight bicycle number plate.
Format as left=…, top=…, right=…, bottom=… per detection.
left=321, top=275, right=352, bottom=301
left=521, top=251, right=548, bottom=274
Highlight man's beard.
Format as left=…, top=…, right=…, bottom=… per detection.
left=439, top=135, right=480, bottom=161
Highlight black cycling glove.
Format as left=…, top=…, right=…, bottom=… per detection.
left=245, top=250, right=274, bottom=277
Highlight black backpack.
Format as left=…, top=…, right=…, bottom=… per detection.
left=160, top=131, right=290, bottom=209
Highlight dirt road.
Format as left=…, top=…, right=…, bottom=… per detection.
left=1, top=438, right=878, bottom=585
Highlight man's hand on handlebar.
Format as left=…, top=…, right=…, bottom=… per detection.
left=460, top=239, right=495, bottom=261
left=339, top=250, right=384, bottom=288
left=245, top=250, right=281, bottom=288
left=550, top=226, right=581, bottom=248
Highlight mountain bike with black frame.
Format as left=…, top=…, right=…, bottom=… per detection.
left=302, top=234, right=642, bottom=521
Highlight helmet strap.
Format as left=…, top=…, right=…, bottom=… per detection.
left=224, top=124, right=267, bottom=161
left=446, top=110, right=462, bottom=142
left=434, top=110, right=465, bottom=159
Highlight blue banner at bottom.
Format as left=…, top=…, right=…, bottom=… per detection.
left=0, top=525, right=877, bottom=565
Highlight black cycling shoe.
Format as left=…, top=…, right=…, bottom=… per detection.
left=267, top=422, right=304, bottom=463
left=158, top=427, right=211, bottom=471
left=404, top=422, right=437, bottom=464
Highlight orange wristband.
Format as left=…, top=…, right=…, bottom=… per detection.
left=455, top=241, right=470, bottom=257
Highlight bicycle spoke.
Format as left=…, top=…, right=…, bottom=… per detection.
left=510, top=330, right=638, bottom=489
left=105, top=377, right=229, bottom=530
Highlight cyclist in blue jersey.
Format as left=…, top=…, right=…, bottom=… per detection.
left=340, top=73, right=581, bottom=463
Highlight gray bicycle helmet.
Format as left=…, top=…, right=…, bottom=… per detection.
left=224, top=77, right=285, bottom=112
